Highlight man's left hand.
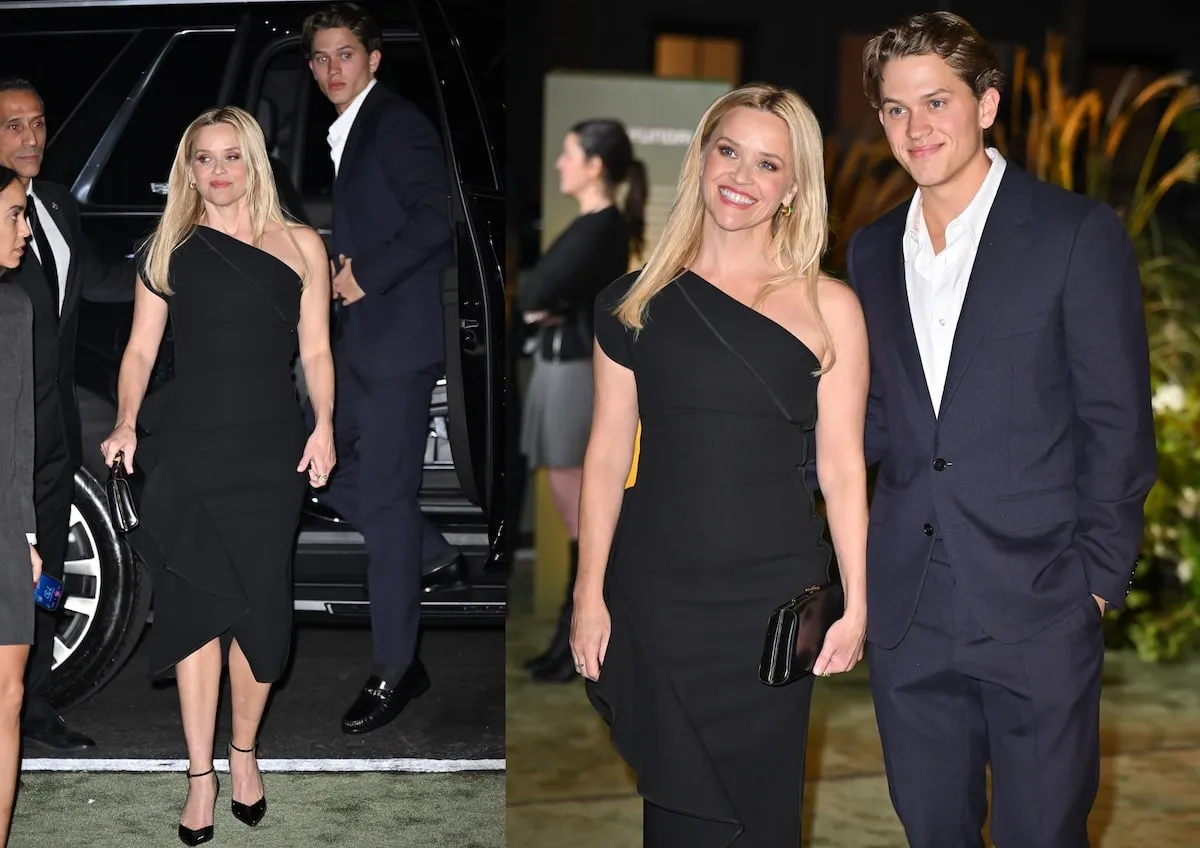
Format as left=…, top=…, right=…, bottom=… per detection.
left=332, top=254, right=365, bottom=304
left=1092, top=593, right=1106, bottom=615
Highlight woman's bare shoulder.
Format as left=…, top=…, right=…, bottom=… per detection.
left=264, top=222, right=324, bottom=254
left=287, top=223, right=325, bottom=250
left=815, top=274, right=862, bottom=321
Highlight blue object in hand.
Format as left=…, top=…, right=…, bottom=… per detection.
left=33, top=572, right=63, bottom=612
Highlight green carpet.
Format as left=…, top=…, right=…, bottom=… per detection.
left=9, top=772, right=504, bottom=847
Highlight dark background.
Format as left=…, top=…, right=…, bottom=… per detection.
left=507, top=0, right=1200, bottom=262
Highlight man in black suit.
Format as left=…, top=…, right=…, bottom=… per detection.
left=848, top=14, right=1157, bottom=846
left=0, top=77, right=124, bottom=750
left=302, top=4, right=455, bottom=734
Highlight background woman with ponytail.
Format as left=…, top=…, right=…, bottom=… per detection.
left=517, top=118, right=647, bottom=682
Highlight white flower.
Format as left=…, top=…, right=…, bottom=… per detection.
left=1178, top=558, right=1194, bottom=584
left=1180, top=488, right=1199, bottom=519
left=1152, top=383, right=1186, bottom=413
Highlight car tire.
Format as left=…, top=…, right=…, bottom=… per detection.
left=48, top=468, right=152, bottom=710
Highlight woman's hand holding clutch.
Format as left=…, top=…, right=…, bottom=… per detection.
left=814, top=608, right=867, bottom=677
left=100, top=424, right=138, bottom=473
left=569, top=596, right=611, bottom=682
left=298, top=424, right=337, bottom=488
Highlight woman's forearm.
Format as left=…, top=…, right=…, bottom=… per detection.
left=575, top=450, right=633, bottom=604
left=114, top=350, right=157, bottom=429
left=301, top=350, right=335, bottom=429
left=818, top=468, right=868, bottom=617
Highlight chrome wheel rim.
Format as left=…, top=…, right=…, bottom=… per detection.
left=51, top=503, right=104, bottom=670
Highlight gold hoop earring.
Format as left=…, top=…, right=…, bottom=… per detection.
left=780, top=204, right=793, bottom=217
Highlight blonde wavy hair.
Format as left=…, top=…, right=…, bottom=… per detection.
left=142, top=106, right=306, bottom=295
left=615, top=83, right=834, bottom=372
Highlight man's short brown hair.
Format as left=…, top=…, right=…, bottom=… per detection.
left=862, top=12, right=1004, bottom=110
left=301, top=2, right=383, bottom=59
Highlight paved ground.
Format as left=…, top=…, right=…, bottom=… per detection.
left=29, top=622, right=504, bottom=763
left=507, top=561, right=1200, bottom=847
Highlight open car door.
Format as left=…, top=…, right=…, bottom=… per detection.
left=410, top=0, right=508, bottom=567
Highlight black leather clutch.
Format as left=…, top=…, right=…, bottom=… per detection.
left=758, top=581, right=845, bottom=686
left=106, top=453, right=139, bottom=533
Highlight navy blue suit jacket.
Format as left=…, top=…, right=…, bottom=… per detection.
left=848, top=164, right=1157, bottom=649
left=331, top=82, right=453, bottom=383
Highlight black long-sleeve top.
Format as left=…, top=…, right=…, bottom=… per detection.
left=517, top=206, right=630, bottom=361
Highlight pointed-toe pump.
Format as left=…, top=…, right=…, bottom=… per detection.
left=229, top=742, right=267, bottom=827
left=178, top=767, right=218, bottom=846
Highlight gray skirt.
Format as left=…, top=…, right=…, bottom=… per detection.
left=0, top=531, right=34, bottom=646
left=521, top=354, right=594, bottom=469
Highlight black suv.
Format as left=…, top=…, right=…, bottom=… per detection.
left=0, top=0, right=507, bottom=708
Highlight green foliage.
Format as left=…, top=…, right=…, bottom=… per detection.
left=831, top=32, right=1200, bottom=661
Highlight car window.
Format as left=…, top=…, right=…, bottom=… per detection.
left=255, top=52, right=308, bottom=173
left=433, top=6, right=503, bottom=191
left=89, top=28, right=236, bottom=207
left=476, top=47, right=505, bottom=190
left=0, top=31, right=135, bottom=146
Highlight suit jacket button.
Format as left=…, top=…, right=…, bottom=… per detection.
left=923, top=523, right=934, bottom=536
left=933, top=457, right=947, bottom=471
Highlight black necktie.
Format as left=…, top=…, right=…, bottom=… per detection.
left=25, top=197, right=60, bottom=309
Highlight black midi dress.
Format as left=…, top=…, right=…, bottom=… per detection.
left=132, top=227, right=308, bottom=682
left=586, top=270, right=831, bottom=847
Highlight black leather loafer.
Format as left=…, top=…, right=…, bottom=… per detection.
left=341, top=660, right=431, bottom=735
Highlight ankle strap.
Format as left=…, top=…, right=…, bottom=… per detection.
left=229, top=742, right=258, bottom=753
left=186, top=767, right=215, bottom=778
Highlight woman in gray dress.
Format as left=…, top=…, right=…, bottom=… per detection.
left=0, top=165, right=39, bottom=847
left=517, top=120, right=646, bottom=681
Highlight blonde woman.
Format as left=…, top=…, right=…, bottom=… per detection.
left=100, top=107, right=335, bottom=845
left=571, top=84, right=870, bottom=845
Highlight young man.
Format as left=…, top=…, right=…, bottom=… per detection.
left=302, top=3, right=455, bottom=734
left=0, top=77, right=130, bottom=752
left=849, top=13, right=1156, bottom=846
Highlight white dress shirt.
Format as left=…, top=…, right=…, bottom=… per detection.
left=327, top=78, right=377, bottom=176
left=26, top=180, right=71, bottom=315
left=903, top=147, right=1007, bottom=415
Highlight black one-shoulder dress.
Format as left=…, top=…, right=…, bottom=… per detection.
left=586, top=270, right=831, bottom=847
left=132, top=227, right=308, bottom=681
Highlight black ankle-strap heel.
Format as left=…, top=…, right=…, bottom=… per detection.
left=178, top=767, right=218, bottom=845
left=228, top=742, right=267, bottom=827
